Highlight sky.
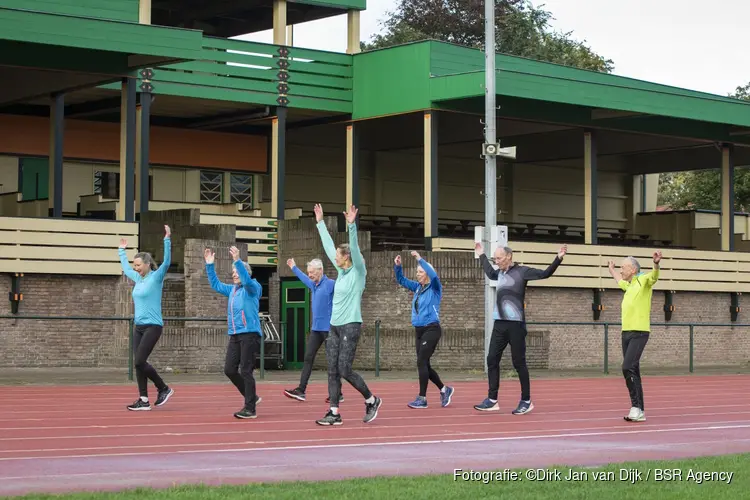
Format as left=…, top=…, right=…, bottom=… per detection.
left=236, top=0, right=750, bottom=97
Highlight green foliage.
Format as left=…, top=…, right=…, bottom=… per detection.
left=657, top=86, right=750, bottom=212
left=360, top=0, right=614, bottom=72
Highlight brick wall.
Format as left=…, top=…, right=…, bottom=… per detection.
left=274, top=220, right=750, bottom=373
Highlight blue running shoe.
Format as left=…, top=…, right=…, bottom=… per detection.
left=408, top=396, right=428, bottom=409
left=473, top=398, right=499, bottom=411
left=512, top=400, right=534, bottom=415
left=440, top=386, right=454, bottom=407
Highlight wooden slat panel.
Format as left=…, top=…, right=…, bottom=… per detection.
left=200, top=214, right=277, bottom=228
left=246, top=243, right=278, bottom=253
left=0, top=217, right=138, bottom=235
left=0, top=260, right=126, bottom=275
left=248, top=255, right=278, bottom=266
left=0, top=246, right=137, bottom=261
left=236, top=230, right=277, bottom=241
left=0, top=231, right=139, bottom=248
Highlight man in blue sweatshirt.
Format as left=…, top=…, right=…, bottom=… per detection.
left=204, top=246, right=263, bottom=420
left=394, top=250, right=454, bottom=409
left=283, top=256, right=342, bottom=403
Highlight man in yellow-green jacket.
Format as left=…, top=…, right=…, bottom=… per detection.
left=608, top=251, right=662, bottom=423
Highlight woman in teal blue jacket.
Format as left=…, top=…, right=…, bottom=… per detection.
left=118, top=225, right=174, bottom=412
left=205, top=246, right=263, bottom=419
left=394, top=250, right=454, bottom=409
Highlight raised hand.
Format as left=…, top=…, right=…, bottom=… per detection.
left=229, top=246, right=240, bottom=262
left=344, top=205, right=358, bottom=224
left=474, top=242, right=484, bottom=257
left=411, top=250, right=421, bottom=260
left=608, top=260, right=615, bottom=273
left=164, top=225, right=171, bottom=238
left=287, top=258, right=296, bottom=269
left=558, top=244, right=568, bottom=259
left=204, top=248, right=215, bottom=264
left=313, top=204, right=323, bottom=222
left=394, top=255, right=401, bottom=266
left=653, top=251, right=662, bottom=264
left=119, top=238, right=127, bottom=249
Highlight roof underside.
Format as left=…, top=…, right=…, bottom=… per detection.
left=0, top=7, right=203, bottom=105
left=152, top=0, right=363, bottom=38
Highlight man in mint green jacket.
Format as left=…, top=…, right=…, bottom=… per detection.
left=313, top=203, right=382, bottom=427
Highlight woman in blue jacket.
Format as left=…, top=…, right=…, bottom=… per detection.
left=205, top=245, right=263, bottom=419
left=394, top=251, right=454, bottom=409
left=118, top=225, right=174, bottom=412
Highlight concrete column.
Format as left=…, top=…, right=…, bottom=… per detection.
left=347, top=9, right=361, bottom=54
left=271, top=107, right=287, bottom=219
left=583, top=130, right=598, bottom=245
left=721, top=144, right=735, bottom=251
left=139, top=0, right=151, bottom=24
left=424, top=111, right=438, bottom=245
left=273, top=0, right=287, bottom=45
left=346, top=123, right=360, bottom=209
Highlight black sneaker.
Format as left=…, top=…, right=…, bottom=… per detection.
left=155, top=387, right=174, bottom=407
left=127, top=399, right=151, bottom=411
left=363, top=396, right=382, bottom=423
left=325, top=395, right=345, bottom=403
left=316, top=410, right=343, bottom=426
left=284, top=388, right=306, bottom=401
left=234, top=408, right=257, bottom=419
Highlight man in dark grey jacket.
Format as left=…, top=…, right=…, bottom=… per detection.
left=473, top=242, right=567, bottom=415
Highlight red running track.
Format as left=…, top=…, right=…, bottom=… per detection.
left=1, top=374, right=750, bottom=496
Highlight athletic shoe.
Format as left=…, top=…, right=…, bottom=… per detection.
left=154, top=387, right=174, bottom=407
left=363, top=396, right=382, bottom=423
left=512, top=400, right=534, bottom=415
left=316, top=410, right=343, bottom=426
left=624, top=407, right=646, bottom=422
left=407, top=396, right=427, bottom=409
left=284, top=387, right=306, bottom=401
left=326, top=395, right=345, bottom=403
left=127, top=399, right=151, bottom=411
left=474, top=398, right=499, bottom=411
left=255, top=395, right=262, bottom=406
left=234, top=408, right=257, bottom=419
left=440, top=386, right=455, bottom=407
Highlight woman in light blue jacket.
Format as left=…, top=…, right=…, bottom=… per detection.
left=394, top=250, right=454, bottom=409
left=205, top=246, right=263, bottom=420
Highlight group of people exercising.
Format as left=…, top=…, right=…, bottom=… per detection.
left=119, top=206, right=662, bottom=425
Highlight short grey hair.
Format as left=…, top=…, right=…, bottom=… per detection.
left=307, top=258, right=324, bottom=270
left=494, top=246, right=513, bottom=256
left=626, top=256, right=640, bottom=273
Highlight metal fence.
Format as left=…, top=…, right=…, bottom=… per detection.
left=373, top=320, right=750, bottom=376
left=2, top=315, right=748, bottom=380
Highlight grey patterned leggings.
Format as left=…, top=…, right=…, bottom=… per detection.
left=326, top=322, right=372, bottom=408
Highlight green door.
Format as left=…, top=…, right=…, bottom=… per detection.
left=280, top=279, right=310, bottom=369
left=20, top=158, right=49, bottom=201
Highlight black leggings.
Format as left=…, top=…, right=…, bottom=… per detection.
left=224, top=332, right=261, bottom=411
left=133, top=324, right=168, bottom=398
left=326, top=322, right=372, bottom=408
left=415, top=323, right=444, bottom=396
left=622, top=331, right=649, bottom=410
left=486, top=320, right=530, bottom=401
left=299, top=331, right=328, bottom=392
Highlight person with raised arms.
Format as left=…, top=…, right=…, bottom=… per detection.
left=118, top=225, right=174, bottom=411
left=283, top=256, right=342, bottom=403
left=313, top=203, right=382, bottom=426
left=204, top=245, right=264, bottom=419
left=394, top=250, right=454, bottom=409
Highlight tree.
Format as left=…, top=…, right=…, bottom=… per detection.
left=657, top=85, right=750, bottom=212
left=361, top=0, right=614, bottom=73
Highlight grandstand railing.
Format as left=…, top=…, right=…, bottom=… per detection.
left=0, top=217, right=138, bottom=275
left=431, top=238, right=750, bottom=293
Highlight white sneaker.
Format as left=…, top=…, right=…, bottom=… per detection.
left=625, top=407, right=646, bottom=422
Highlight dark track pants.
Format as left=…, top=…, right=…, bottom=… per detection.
left=486, top=320, right=530, bottom=401
left=224, top=332, right=261, bottom=411
left=299, top=330, right=328, bottom=392
left=133, top=325, right=168, bottom=398
left=415, top=323, right=444, bottom=396
left=622, top=330, right=649, bottom=410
